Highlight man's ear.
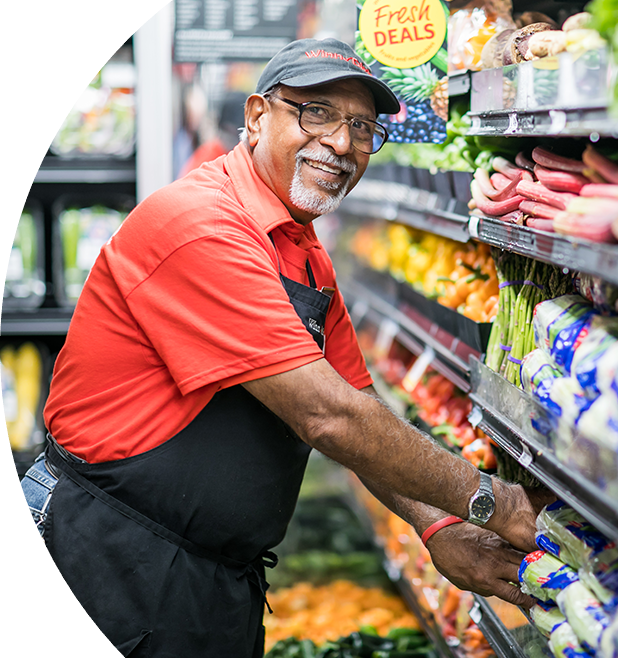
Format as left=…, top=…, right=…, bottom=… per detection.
left=245, top=94, right=269, bottom=148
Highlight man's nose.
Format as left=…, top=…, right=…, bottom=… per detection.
left=319, top=121, right=354, bottom=155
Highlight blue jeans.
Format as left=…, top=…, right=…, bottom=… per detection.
left=0, top=455, right=58, bottom=658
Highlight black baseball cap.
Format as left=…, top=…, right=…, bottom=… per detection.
left=256, top=38, right=400, bottom=116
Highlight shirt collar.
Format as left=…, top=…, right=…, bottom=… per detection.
left=223, top=143, right=320, bottom=248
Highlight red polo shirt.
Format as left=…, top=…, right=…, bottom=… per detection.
left=44, top=144, right=372, bottom=462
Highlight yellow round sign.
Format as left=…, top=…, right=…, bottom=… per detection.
left=359, top=0, right=447, bottom=68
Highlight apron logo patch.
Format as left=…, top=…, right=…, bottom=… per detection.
left=308, top=318, right=324, bottom=335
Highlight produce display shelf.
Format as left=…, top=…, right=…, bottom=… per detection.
left=1, top=308, right=74, bottom=336
left=469, top=214, right=618, bottom=286
left=467, top=105, right=617, bottom=138
left=344, top=492, right=463, bottom=658
left=342, top=180, right=470, bottom=244
left=470, top=596, right=549, bottom=658
left=468, top=357, right=618, bottom=544
left=341, top=277, right=472, bottom=392
left=34, top=155, right=137, bottom=184
left=0, top=16, right=133, bottom=39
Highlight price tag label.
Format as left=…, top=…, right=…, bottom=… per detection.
left=468, top=406, right=483, bottom=429
left=402, top=346, right=435, bottom=393
left=518, top=443, right=533, bottom=468
left=469, top=600, right=482, bottom=625
left=468, top=215, right=480, bottom=239
left=374, top=318, right=399, bottom=360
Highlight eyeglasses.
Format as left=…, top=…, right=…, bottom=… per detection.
left=269, top=96, right=389, bottom=155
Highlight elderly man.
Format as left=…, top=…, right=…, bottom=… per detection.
left=21, top=38, right=548, bottom=657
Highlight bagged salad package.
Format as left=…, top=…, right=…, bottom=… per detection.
left=570, top=317, right=618, bottom=399
left=600, top=614, right=618, bottom=658
left=549, top=615, right=594, bottom=658
left=557, top=581, right=611, bottom=652
left=2, top=0, right=43, bottom=18
left=533, top=295, right=598, bottom=374
left=0, top=41, right=45, bottom=158
left=529, top=601, right=568, bottom=637
left=519, top=550, right=579, bottom=602
left=49, top=46, right=136, bottom=158
left=47, top=0, right=90, bottom=21
left=0, top=200, right=45, bottom=311
left=55, top=201, right=130, bottom=304
left=536, top=502, right=618, bottom=612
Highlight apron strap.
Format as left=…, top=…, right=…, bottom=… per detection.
left=45, top=435, right=277, bottom=609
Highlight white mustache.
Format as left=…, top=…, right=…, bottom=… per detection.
left=296, top=148, right=357, bottom=175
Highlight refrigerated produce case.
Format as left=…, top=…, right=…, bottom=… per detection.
left=326, top=1, right=618, bottom=656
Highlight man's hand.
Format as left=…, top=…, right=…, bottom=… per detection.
left=425, top=521, right=534, bottom=607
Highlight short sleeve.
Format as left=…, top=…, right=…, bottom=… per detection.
left=125, top=227, right=324, bottom=396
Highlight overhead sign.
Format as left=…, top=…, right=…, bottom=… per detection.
left=174, top=0, right=298, bottom=62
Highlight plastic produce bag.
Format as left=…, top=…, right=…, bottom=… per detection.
left=548, top=616, right=593, bottom=658
left=94, top=0, right=133, bottom=21
left=58, top=204, right=127, bottom=302
left=597, top=342, right=618, bottom=399
left=533, top=295, right=598, bottom=374
left=0, top=41, right=45, bottom=157
left=49, top=46, right=136, bottom=157
left=4, top=208, right=45, bottom=308
left=47, top=0, right=90, bottom=21
left=600, top=614, right=618, bottom=658
left=573, top=272, right=618, bottom=316
left=519, top=550, right=579, bottom=602
left=521, top=349, right=562, bottom=397
left=529, top=601, right=567, bottom=637
left=556, top=580, right=611, bottom=652
left=570, top=316, right=618, bottom=398
left=2, top=0, right=43, bottom=18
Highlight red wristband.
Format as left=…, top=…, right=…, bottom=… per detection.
left=421, top=516, right=464, bottom=546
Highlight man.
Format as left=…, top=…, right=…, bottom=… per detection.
left=21, top=38, right=549, bottom=658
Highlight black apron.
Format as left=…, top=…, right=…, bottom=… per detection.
left=44, top=250, right=332, bottom=658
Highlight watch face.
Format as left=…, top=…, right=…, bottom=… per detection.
left=470, top=494, right=495, bottom=521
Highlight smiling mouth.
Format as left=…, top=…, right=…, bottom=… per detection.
left=304, top=157, right=346, bottom=177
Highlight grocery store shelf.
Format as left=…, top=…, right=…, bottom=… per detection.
left=342, top=179, right=470, bottom=244
left=467, top=105, right=617, bottom=138
left=34, top=156, right=137, bottom=184
left=0, top=16, right=133, bottom=39
left=469, top=214, right=618, bottom=287
left=470, top=596, right=549, bottom=658
left=1, top=307, right=74, bottom=336
left=448, top=70, right=471, bottom=97
left=340, top=275, right=472, bottom=392
left=468, top=357, right=618, bottom=543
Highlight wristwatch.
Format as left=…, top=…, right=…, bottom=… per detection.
left=467, top=472, right=496, bottom=526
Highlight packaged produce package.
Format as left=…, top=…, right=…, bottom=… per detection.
left=576, top=393, right=618, bottom=499
left=2, top=0, right=43, bottom=18
left=49, top=46, right=136, bottom=158
left=47, top=0, right=90, bottom=21
left=94, top=0, right=133, bottom=21
left=0, top=41, right=45, bottom=158
left=573, top=273, right=618, bottom=317
left=597, top=342, right=618, bottom=400
left=600, top=613, right=618, bottom=658
left=570, top=316, right=618, bottom=399
left=536, top=501, right=618, bottom=610
left=533, top=295, right=598, bottom=374
left=529, top=601, right=567, bottom=637
left=521, top=349, right=563, bottom=399
left=519, top=550, right=579, bottom=602
left=0, top=200, right=45, bottom=310
left=54, top=196, right=133, bottom=305
left=0, top=343, right=44, bottom=451
left=556, top=580, right=611, bottom=652
left=548, top=614, right=594, bottom=658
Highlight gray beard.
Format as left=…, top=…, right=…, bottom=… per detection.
left=289, top=148, right=357, bottom=216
